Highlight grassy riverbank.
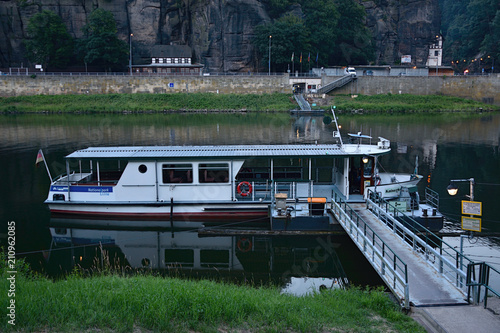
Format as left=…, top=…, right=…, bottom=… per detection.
left=0, top=92, right=497, bottom=114
left=0, top=93, right=295, bottom=113
left=0, top=269, right=424, bottom=333
left=329, top=94, right=499, bottom=113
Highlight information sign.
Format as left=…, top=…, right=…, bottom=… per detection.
left=461, top=200, right=482, bottom=216
left=461, top=216, right=481, bottom=232
left=169, top=83, right=174, bottom=88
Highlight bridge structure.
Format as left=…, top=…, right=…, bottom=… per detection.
left=329, top=190, right=500, bottom=309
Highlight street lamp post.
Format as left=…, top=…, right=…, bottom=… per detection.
left=268, top=35, right=272, bottom=76
left=129, top=33, right=133, bottom=75
left=447, top=177, right=476, bottom=290
left=447, top=177, right=474, bottom=201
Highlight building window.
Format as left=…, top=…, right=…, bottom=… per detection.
left=199, top=163, right=229, bottom=183
left=434, top=51, right=439, bottom=57
left=162, top=164, right=193, bottom=183
left=167, top=58, right=172, bottom=64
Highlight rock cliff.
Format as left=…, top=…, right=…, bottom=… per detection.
left=0, top=0, right=440, bottom=71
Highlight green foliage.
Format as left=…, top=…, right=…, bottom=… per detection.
left=330, top=94, right=498, bottom=112
left=0, top=93, right=295, bottom=113
left=255, top=0, right=373, bottom=70
left=440, top=0, right=499, bottom=71
left=332, top=0, right=374, bottom=65
left=0, top=267, right=425, bottom=333
left=24, top=10, right=74, bottom=69
left=77, top=8, right=128, bottom=72
left=254, top=15, right=310, bottom=72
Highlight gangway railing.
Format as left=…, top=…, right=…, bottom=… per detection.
left=293, top=94, right=311, bottom=110
left=467, top=262, right=500, bottom=308
left=365, top=190, right=475, bottom=294
left=331, top=192, right=410, bottom=308
left=317, top=75, right=354, bottom=94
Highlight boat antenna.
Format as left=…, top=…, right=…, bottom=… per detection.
left=331, top=106, right=343, bottom=146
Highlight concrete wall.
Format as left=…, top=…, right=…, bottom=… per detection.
left=1, top=74, right=499, bottom=106
left=327, top=76, right=500, bottom=106
left=0, top=75, right=290, bottom=96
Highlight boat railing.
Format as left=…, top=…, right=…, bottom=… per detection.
left=366, top=189, right=474, bottom=293
left=424, top=187, right=439, bottom=209
left=331, top=192, right=410, bottom=308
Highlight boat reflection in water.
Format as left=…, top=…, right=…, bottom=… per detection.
left=49, top=217, right=350, bottom=296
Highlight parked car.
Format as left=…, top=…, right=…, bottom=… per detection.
left=347, top=67, right=357, bottom=77
left=364, top=70, right=373, bottom=76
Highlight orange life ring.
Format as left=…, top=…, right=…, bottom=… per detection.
left=237, top=238, right=252, bottom=252
left=237, top=181, right=252, bottom=197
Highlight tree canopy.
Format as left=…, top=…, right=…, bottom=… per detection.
left=255, top=0, right=373, bottom=72
left=24, top=10, right=74, bottom=69
left=440, top=0, right=499, bottom=72
left=77, top=8, right=128, bottom=72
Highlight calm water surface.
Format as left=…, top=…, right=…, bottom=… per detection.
left=1, top=112, right=499, bottom=290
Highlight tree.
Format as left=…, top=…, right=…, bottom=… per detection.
left=24, top=10, right=74, bottom=69
left=77, top=8, right=128, bottom=72
left=254, top=14, right=310, bottom=72
left=332, top=0, right=374, bottom=65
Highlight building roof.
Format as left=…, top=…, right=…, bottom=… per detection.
left=151, top=45, right=192, bottom=58
left=65, top=144, right=390, bottom=160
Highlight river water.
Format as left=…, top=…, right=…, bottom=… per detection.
left=1, top=112, right=500, bottom=292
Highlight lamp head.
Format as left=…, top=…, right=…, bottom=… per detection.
left=447, top=183, right=458, bottom=196
left=362, top=156, right=369, bottom=164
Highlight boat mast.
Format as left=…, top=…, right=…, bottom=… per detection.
left=331, top=107, right=343, bottom=147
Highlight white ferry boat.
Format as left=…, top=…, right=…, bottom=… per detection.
left=43, top=115, right=413, bottom=228
left=44, top=142, right=395, bottom=228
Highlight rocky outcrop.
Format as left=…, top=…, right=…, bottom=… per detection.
left=0, top=0, right=439, bottom=71
left=361, top=0, right=441, bottom=65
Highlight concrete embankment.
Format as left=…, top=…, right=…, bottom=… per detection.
left=1, top=74, right=499, bottom=105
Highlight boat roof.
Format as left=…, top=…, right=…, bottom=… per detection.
left=65, top=144, right=390, bottom=160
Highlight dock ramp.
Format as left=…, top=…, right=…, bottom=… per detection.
left=293, top=94, right=311, bottom=111
left=330, top=193, right=470, bottom=308
left=317, top=75, right=354, bottom=94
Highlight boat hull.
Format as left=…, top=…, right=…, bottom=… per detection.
left=48, top=201, right=270, bottom=227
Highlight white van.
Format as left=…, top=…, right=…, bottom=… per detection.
left=347, top=67, right=357, bottom=77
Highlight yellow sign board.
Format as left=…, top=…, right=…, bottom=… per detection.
left=461, top=216, right=482, bottom=232
left=461, top=200, right=482, bottom=216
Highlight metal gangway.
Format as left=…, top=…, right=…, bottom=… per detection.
left=330, top=190, right=481, bottom=309
left=317, top=75, right=354, bottom=94
left=293, top=94, right=311, bottom=111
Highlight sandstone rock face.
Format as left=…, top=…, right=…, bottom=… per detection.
left=0, top=0, right=439, bottom=71
left=362, top=0, right=441, bottom=66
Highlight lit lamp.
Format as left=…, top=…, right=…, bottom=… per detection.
left=447, top=178, right=474, bottom=200
left=446, top=183, right=459, bottom=196
left=362, top=156, right=369, bottom=164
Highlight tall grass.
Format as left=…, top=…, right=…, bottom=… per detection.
left=0, top=93, right=295, bottom=113
left=0, top=258, right=425, bottom=332
left=330, top=94, right=498, bottom=112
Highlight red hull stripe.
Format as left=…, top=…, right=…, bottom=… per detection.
left=50, top=209, right=268, bottom=221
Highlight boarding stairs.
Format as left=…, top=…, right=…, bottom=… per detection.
left=294, top=94, right=311, bottom=111
left=330, top=191, right=477, bottom=309
left=317, top=75, right=355, bottom=94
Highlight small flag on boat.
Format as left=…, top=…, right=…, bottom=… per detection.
left=35, top=149, right=44, bottom=167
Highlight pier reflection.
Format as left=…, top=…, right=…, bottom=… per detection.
left=48, top=218, right=354, bottom=295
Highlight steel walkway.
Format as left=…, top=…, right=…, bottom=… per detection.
left=330, top=194, right=470, bottom=308
left=293, top=94, right=311, bottom=110
left=317, top=75, right=354, bottom=94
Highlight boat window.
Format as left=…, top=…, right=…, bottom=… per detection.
left=162, top=164, right=193, bottom=183
left=165, top=249, right=194, bottom=267
left=138, top=164, right=147, bottom=173
left=199, top=163, right=229, bottom=183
